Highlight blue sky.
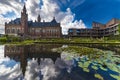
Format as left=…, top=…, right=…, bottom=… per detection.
left=55, top=0, right=120, bottom=27
left=0, top=0, right=120, bottom=34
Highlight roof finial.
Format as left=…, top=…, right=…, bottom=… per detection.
left=53, top=16, right=55, bottom=20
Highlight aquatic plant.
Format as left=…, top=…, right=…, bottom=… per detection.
left=53, top=45, right=120, bottom=77
left=94, top=74, right=104, bottom=80
left=91, top=65, right=98, bottom=70
left=78, top=61, right=91, bottom=72
left=110, top=74, right=120, bottom=80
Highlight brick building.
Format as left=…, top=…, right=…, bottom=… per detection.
left=5, top=5, right=62, bottom=38
left=68, top=18, right=120, bottom=38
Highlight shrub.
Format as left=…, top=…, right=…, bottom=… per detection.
left=0, top=37, right=7, bottom=43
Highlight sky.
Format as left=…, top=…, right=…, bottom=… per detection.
left=0, top=0, right=120, bottom=34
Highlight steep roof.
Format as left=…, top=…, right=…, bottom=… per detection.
left=28, top=18, right=60, bottom=27
left=28, top=22, right=60, bottom=27
left=51, top=17, right=57, bottom=23
left=8, top=18, right=21, bottom=25
left=7, top=17, right=60, bottom=27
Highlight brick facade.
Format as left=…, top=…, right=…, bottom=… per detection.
left=5, top=5, right=62, bottom=38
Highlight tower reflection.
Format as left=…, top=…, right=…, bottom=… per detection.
left=4, top=44, right=61, bottom=76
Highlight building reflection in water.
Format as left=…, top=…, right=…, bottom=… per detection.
left=4, top=44, right=61, bottom=77
left=4, top=44, right=102, bottom=80
left=3, top=44, right=119, bottom=80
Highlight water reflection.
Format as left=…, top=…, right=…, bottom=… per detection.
left=3, top=44, right=77, bottom=80
left=4, top=45, right=61, bottom=76
left=0, top=44, right=120, bottom=80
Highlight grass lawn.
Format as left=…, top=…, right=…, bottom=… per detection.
left=0, top=36, right=120, bottom=45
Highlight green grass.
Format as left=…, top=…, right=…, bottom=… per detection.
left=1, top=35, right=120, bottom=45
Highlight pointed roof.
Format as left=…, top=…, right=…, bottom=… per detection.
left=22, top=4, right=26, bottom=13
left=51, top=17, right=57, bottom=23
left=23, top=4, right=26, bottom=9
left=37, top=14, right=41, bottom=22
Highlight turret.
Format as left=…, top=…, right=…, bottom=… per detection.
left=37, top=14, right=41, bottom=22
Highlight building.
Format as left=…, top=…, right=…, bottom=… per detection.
left=5, top=5, right=62, bottom=38
left=68, top=18, right=120, bottom=38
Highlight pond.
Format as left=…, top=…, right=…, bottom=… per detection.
left=0, top=44, right=120, bottom=80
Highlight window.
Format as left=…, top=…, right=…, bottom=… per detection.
left=69, top=29, right=73, bottom=32
left=36, top=29, right=40, bottom=33
left=30, top=29, right=32, bottom=32
left=7, top=29, right=10, bottom=33
left=76, top=30, right=80, bottom=33
left=43, top=29, right=45, bottom=33
left=12, top=29, right=15, bottom=33
left=17, top=29, right=20, bottom=33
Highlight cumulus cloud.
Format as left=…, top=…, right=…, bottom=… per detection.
left=0, top=45, right=5, bottom=59
left=25, top=0, right=40, bottom=21
left=24, top=59, right=40, bottom=80
left=0, top=0, right=23, bottom=34
left=58, top=8, right=86, bottom=34
left=0, top=60, right=23, bottom=80
left=25, top=0, right=86, bottom=34
left=24, top=57, right=74, bottom=80
left=0, top=0, right=86, bottom=34
left=0, top=0, right=23, bottom=17
left=0, top=15, right=11, bottom=34
left=0, top=45, right=76, bottom=80
left=24, top=58, right=59, bottom=80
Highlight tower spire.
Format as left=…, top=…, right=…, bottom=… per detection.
left=37, top=14, right=41, bottom=22
left=21, top=4, right=28, bottom=35
left=23, top=4, right=26, bottom=13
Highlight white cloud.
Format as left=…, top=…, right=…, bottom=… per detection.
left=0, top=45, right=4, bottom=59
left=0, top=0, right=22, bottom=16
left=57, top=8, right=86, bottom=34
left=26, top=0, right=86, bottom=34
left=0, top=0, right=86, bottom=34
left=0, top=61, right=22, bottom=80
left=25, top=0, right=40, bottom=21
left=25, top=59, right=41, bottom=80
left=24, top=57, right=74, bottom=80
left=0, top=45, right=75, bottom=80
left=0, top=0, right=23, bottom=34
left=25, top=58, right=59, bottom=80
left=0, top=15, right=11, bottom=34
